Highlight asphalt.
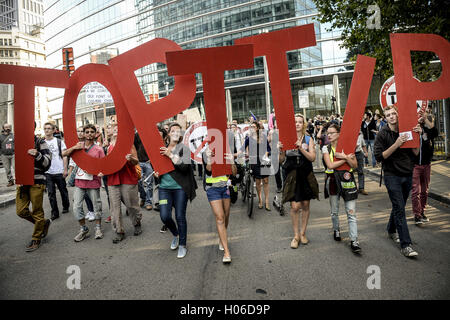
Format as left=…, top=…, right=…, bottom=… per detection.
left=0, top=171, right=449, bottom=300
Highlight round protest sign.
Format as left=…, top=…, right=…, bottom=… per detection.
left=379, top=76, right=428, bottom=113
left=183, top=121, right=208, bottom=163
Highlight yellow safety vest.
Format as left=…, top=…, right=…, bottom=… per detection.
left=325, top=145, right=352, bottom=174
left=205, top=175, right=228, bottom=184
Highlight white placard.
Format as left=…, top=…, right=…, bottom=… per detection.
left=298, top=90, right=309, bottom=109
left=85, top=82, right=113, bottom=104
left=400, top=131, right=413, bottom=141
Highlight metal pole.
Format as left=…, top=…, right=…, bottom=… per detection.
left=7, top=84, right=13, bottom=129
left=103, top=103, right=107, bottom=134
left=226, top=89, right=232, bottom=122
left=333, top=75, right=341, bottom=115
left=263, top=55, right=271, bottom=121
left=443, top=99, right=448, bottom=157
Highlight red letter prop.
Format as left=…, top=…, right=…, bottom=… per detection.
left=0, top=65, right=68, bottom=185
left=335, top=55, right=376, bottom=171
left=166, top=44, right=254, bottom=176
left=235, top=24, right=317, bottom=149
left=391, top=33, right=450, bottom=148
left=108, top=38, right=196, bottom=176
left=63, top=64, right=135, bottom=175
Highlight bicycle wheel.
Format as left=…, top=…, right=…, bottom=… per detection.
left=241, top=175, right=248, bottom=202
left=247, top=177, right=254, bottom=218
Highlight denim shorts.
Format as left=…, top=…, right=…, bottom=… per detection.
left=206, top=186, right=230, bottom=202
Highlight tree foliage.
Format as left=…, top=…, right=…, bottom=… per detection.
left=312, top=0, right=450, bottom=81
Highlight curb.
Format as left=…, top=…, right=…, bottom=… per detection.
left=364, top=169, right=450, bottom=206
left=0, top=197, right=15, bottom=208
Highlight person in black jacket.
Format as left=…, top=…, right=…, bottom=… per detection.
left=154, top=123, right=197, bottom=259
left=361, top=112, right=377, bottom=167
left=411, top=107, right=438, bottom=225
left=16, top=123, right=52, bottom=252
left=374, top=105, right=421, bottom=258
left=134, top=131, right=154, bottom=211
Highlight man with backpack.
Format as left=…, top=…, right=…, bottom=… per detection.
left=16, top=122, right=52, bottom=252
left=43, top=122, right=70, bottom=221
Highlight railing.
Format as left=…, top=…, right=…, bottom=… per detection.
left=433, top=135, right=448, bottom=160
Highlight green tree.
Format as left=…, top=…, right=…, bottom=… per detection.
left=312, top=0, right=449, bottom=81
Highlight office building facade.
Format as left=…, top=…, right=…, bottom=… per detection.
left=45, top=0, right=387, bottom=127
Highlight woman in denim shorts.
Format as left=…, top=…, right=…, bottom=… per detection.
left=203, top=149, right=237, bottom=264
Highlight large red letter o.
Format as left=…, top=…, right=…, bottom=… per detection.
left=62, top=64, right=135, bottom=174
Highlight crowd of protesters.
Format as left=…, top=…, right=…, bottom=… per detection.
left=7, top=103, right=438, bottom=260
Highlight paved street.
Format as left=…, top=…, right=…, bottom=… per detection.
left=1, top=173, right=449, bottom=300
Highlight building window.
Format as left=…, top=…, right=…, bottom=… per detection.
left=8, top=39, right=12, bottom=46
left=0, top=50, right=3, bottom=57
left=0, top=39, right=3, bottom=46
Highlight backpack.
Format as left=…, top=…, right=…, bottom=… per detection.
left=57, top=138, right=62, bottom=159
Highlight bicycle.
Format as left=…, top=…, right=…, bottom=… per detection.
left=241, top=161, right=254, bottom=218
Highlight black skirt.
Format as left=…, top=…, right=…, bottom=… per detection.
left=288, top=169, right=314, bottom=202
left=251, top=164, right=269, bottom=179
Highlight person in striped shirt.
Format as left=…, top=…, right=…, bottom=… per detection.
left=16, top=123, right=52, bottom=252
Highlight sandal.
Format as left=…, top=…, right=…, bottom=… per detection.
left=300, top=234, right=309, bottom=245
left=258, top=202, right=263, bottom=209
left=265, top=204, right=271, bottom=211
left=290, top=237, right=299, bottom=249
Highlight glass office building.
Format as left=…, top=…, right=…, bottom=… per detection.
left=135, top=0, right=385, bottom=122
left=44, top=0, right=138, bottom=126
left=44, top=0, right=384, bottom=125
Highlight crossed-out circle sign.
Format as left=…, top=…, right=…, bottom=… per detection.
left=379, top=76, right=428, bottom=112
left=183, top=121, right=208, bottom=163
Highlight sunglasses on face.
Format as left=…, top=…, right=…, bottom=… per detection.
left=84, top=130, right=96, bottom=134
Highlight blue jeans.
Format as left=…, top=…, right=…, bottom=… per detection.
left=206, top=186, right=230, bottom=202
left=138, top=162, right=153, bottom=206
left=84, top=193, right=94, bottom=212
left=159, top=188, right=188, bottom=246
left=384, top=175, right=412, bottom=249
left=329, top=195, right=358, bottom=241
left=73, top=187, right=102, bottom=221
left=364, top=139, right=376, bottom=167
left=355, top=151, right=365, bottom=190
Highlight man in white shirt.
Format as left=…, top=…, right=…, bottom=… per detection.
left=43, top=122, right=70, bottom=220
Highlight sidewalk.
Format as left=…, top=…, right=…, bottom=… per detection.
left=0, top=167, right=16, bottom=208
left=364, top=159, right=450, bottom=206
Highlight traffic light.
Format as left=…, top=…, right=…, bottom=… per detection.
left=62, top=47, right=74, bottom=75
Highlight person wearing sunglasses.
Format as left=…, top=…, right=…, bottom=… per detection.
left=63, top=124, right=105, bottom=242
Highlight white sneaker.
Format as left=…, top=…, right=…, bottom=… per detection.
left=219, top=242, right=224, bottom=251
left=74, top=228, right=89, bottom=242
left=170, top=236, right=179, bottom=250
left=177, top=245, right=187, bottom=258
left=87, top=211, right=95, bottom=222
left=94, top=227, right=103, bottom=239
